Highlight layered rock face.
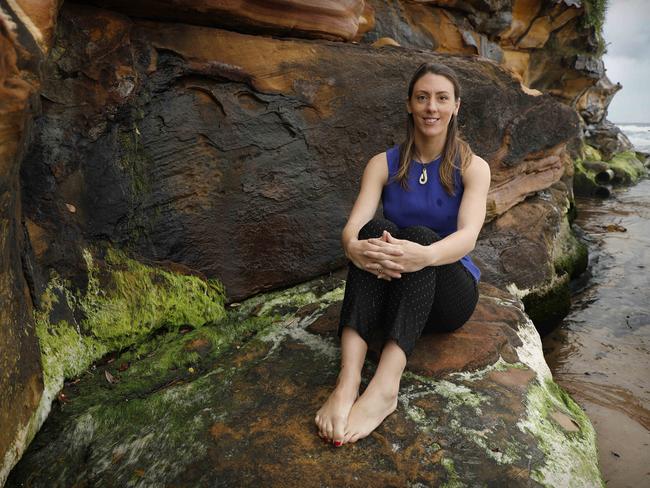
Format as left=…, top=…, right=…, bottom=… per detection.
left=80, top=0, right=372, bottom=41
left=21, top=4, right=579, bottom=302
left=1, top=0, right=608, bottom=485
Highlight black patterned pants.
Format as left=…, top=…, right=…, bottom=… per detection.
left=338, top=218, right=479, bottom=357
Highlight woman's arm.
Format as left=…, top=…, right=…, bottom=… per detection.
left=364, top=154, right=491, bottom=272
left=424, top=154, right=491, bottom=266
left=342, top=152, right=404, bottom=279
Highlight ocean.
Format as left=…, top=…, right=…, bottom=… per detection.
left=617, top=122, right=650, bottom=153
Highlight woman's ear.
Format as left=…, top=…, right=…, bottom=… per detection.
left=455, top=98, right=460, bottom=116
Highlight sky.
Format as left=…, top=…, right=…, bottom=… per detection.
left=602, top=0, right=650, bottom=123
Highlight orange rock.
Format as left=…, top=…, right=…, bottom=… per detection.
left=372, top=37, right=400, bottom=48
left=518, top=15, right=552, bottom=49
left=82, top=0, right=366, bottom=41
left=499, top=0, right=542, bottom=45
left=10, top=0, right=61, bottom=53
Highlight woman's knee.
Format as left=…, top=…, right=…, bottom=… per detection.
left=358, top=218, right=399, bottom=240
left=396, top=225, right=440, bottom=245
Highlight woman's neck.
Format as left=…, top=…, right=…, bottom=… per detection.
left=413, top=133, right=445, bottom=163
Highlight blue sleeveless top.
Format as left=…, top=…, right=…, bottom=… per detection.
left=382, top=145, right=481, bottom=283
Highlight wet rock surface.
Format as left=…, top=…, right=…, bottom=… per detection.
left=7, top=277, right=601, bottom=487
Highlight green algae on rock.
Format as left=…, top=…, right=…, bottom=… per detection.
left=607, top=150, right=648, bottom=184
left=518, top=379, right=604, bottom=487
left=33, top=246, right=227, bottom=436
left=8, top=275, right=603, bottom=487
left=574, top=144, right=648, bottom=196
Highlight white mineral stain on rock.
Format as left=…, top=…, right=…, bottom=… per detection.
left=259, top=309, right=339, bottom=362
left=514, top=316, right=552, bottom=382
left=448, top=356, right=519, bottom=382
left=506, top=282, right=531, bottom=299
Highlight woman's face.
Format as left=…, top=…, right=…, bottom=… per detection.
left=407, top=73, right=460, bottom=139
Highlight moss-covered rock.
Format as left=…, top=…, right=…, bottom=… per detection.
left=573, top=145, right=647, bottom=196
left=8, top=276, right=603, bottom=487
left=582, top=144, right=602, bottom=161
left=573, top=158, right=601, bottom=196
left=607, top=150, right=648, bottom=184
left=30, top=246, right=228, bottom=454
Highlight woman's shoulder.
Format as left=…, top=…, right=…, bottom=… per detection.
left=365, top=151, right=389, bottom=177
left=467, top=154, right=490, bottom=173
left=380, top=144, right=401, bottom=174
left=462, top=154, right=491, bottom=187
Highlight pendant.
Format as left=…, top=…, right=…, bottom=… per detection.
left=419, top=167, right=427, bottom=185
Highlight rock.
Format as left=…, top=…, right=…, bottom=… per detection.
left=518, top=15, right=553, bottom=49
left=0, top=242, right=229, bottom=486
left=577, top=75, right=622, bottom=125
left=585, top=119, right=635, bottom=160
left=606, top=151, right=648, bottom=185
left=582, top=160, right=608, bottom=173
left=6, top=275, right=603, bottom=487
left=361, top=1, right=475, bottom=53
left=0, top=1, right=609, bottom=483
left=0, top=8, right=47, bottom=487
left=21, top=3, right=580, bottom=303
left=5, top=0, right=60, bottom=54
left=78, top=0, right=367, bottom=41
left=475, top=181, right=588, bottom=333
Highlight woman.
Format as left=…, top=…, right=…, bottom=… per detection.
left=314, top=62, right=491, bottom=447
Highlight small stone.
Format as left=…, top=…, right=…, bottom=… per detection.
left=65, top=203, right=76, bottom=213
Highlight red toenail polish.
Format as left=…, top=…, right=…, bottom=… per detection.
left=334, top=441, right=342, bottom=447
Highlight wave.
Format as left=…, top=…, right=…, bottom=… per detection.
left=616, top=123, right=650, bottom=132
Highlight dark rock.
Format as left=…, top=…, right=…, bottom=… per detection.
left=21, top=3, right=580, bottom=302
left=585, top=119, right=634, bottom=160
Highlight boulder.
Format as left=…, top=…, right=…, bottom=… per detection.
left=364, top=0, right=605, bottom=108
left=6, top=276, right=603, bottom=487
left=585, top=119, right=634, bottom=160
left=475, top=180, right=588, bottom=333
left=0, top=1, right=606, bottom=483
left=21, top=3, right=580, bottom=302
left=577, top=74, right=621, bottom=125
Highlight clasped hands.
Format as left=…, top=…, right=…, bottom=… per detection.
left=347, top=230, right=431, bottom=281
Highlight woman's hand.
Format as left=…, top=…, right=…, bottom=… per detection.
left=364, top=231, right=432, bottom=274
left=345, top=237, right=404, bottom=280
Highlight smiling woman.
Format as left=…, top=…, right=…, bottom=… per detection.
left=314, top=62, right=491, bottom=447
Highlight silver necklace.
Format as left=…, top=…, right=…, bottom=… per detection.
left=415, top=153, right=441, bottom=185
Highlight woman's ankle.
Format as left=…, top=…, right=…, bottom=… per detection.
left=336, top=370, right=361, bottom=390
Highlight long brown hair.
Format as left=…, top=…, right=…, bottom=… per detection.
left=397, top=63, right=473, bottom=195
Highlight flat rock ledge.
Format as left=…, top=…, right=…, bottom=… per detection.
left=7, top=275, right=602, bottom=487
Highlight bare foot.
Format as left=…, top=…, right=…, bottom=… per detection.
left=315, top=380, right=359, bottom=445
left=342, top=385, right=398, bottom=444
